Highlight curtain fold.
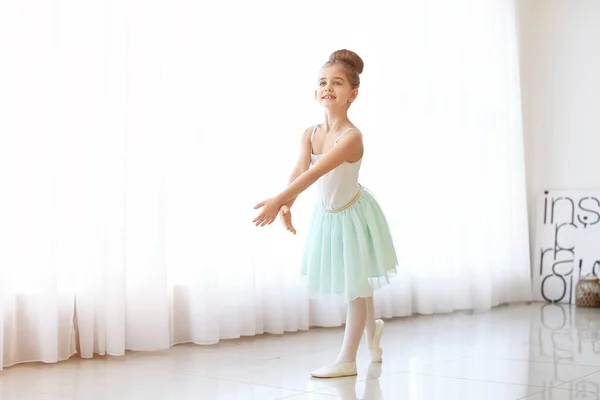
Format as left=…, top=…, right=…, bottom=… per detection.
left=0, top=0, right=531, bottom=369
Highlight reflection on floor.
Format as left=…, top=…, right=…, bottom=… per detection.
left=1, top=302, right=600, bottom=399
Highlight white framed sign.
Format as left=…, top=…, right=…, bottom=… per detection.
left=533, top=190, right=600, bottom=303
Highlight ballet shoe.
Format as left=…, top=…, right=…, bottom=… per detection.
left=370, top=319, right=384, bottom=362
left=310, top=362, right=357, bottom=378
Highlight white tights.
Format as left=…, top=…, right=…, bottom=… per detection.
left=333, top=296, right=376, bottom=364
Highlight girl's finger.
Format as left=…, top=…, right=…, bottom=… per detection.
left=254, top=201, right=265, bottom=210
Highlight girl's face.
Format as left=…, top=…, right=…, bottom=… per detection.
left=315, top=65, right=358, bottom=109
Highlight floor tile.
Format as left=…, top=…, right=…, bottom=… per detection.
left=0, top=386, right=55, bottom=400
left=278, top=395, right=344, bottom=400
left=42, top=370, right=302, bottom=400
left=415, top=356, right=600, bottom=387
left=554, top=370, right=600, bottom=395
left=519, top=388, right=591, bottom=399
left=317, top=369, right=546, bottom=400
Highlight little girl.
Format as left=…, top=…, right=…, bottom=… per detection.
left=253, top=49, right=398, bottom=378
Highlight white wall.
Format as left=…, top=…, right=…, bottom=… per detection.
left=517, top=0, right=600, bottom=252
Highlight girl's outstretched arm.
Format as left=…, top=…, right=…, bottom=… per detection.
left=253, top=130, right=362, bottom=227
left=279, top=126, right=313, bottom=234
left=284, top=126, right=314, bottom=208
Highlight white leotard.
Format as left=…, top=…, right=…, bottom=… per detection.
left=310, top=125, right=363, bottom=211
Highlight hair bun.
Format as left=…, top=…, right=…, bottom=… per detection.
left=329, top=49, right=364, bottom=75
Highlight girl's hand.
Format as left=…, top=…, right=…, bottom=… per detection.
left=253, top=197, right=283, bottom=227
left=279, top=205, right=296, bottom=235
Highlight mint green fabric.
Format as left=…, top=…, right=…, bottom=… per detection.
left=301, top=186, right=398, bottom=304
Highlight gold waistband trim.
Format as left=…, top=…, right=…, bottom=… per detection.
left=326, top=185, right=362, bottom=213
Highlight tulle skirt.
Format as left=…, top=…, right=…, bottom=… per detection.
left=300, top=186, right=399, bottom=304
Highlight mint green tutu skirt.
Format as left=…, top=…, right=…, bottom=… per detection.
left=300, top=186, right=398, bottom=304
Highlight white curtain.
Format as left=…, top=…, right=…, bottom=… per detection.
left=0, top=0, right=531, bottom=369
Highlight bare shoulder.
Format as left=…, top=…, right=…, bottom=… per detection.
left=336, top=127, right=363, bottom=163
left=301, top=125, right=317, bottom=142
left=346, top=125, right=362, bottom=135
left=338, top=126, right=363, bottom=143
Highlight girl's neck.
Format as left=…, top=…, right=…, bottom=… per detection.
left=322, top=108, right=351, bottom=133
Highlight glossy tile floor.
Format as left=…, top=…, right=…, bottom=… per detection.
left=2, top=302, right=600, bottom=399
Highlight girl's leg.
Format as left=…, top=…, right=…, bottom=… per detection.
left=311, top=297, right=367, bottom=377
left=365, top=296, right=384, bottom=362
left=364, top=296, right=376, bottom=345
left=334, top=297, right=367, bottom=364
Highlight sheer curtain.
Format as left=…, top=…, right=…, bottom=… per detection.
left=0, top=0, right=531, bottom=368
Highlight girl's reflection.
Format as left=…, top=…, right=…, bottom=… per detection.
left=326, top=363, right=384, bottom=399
